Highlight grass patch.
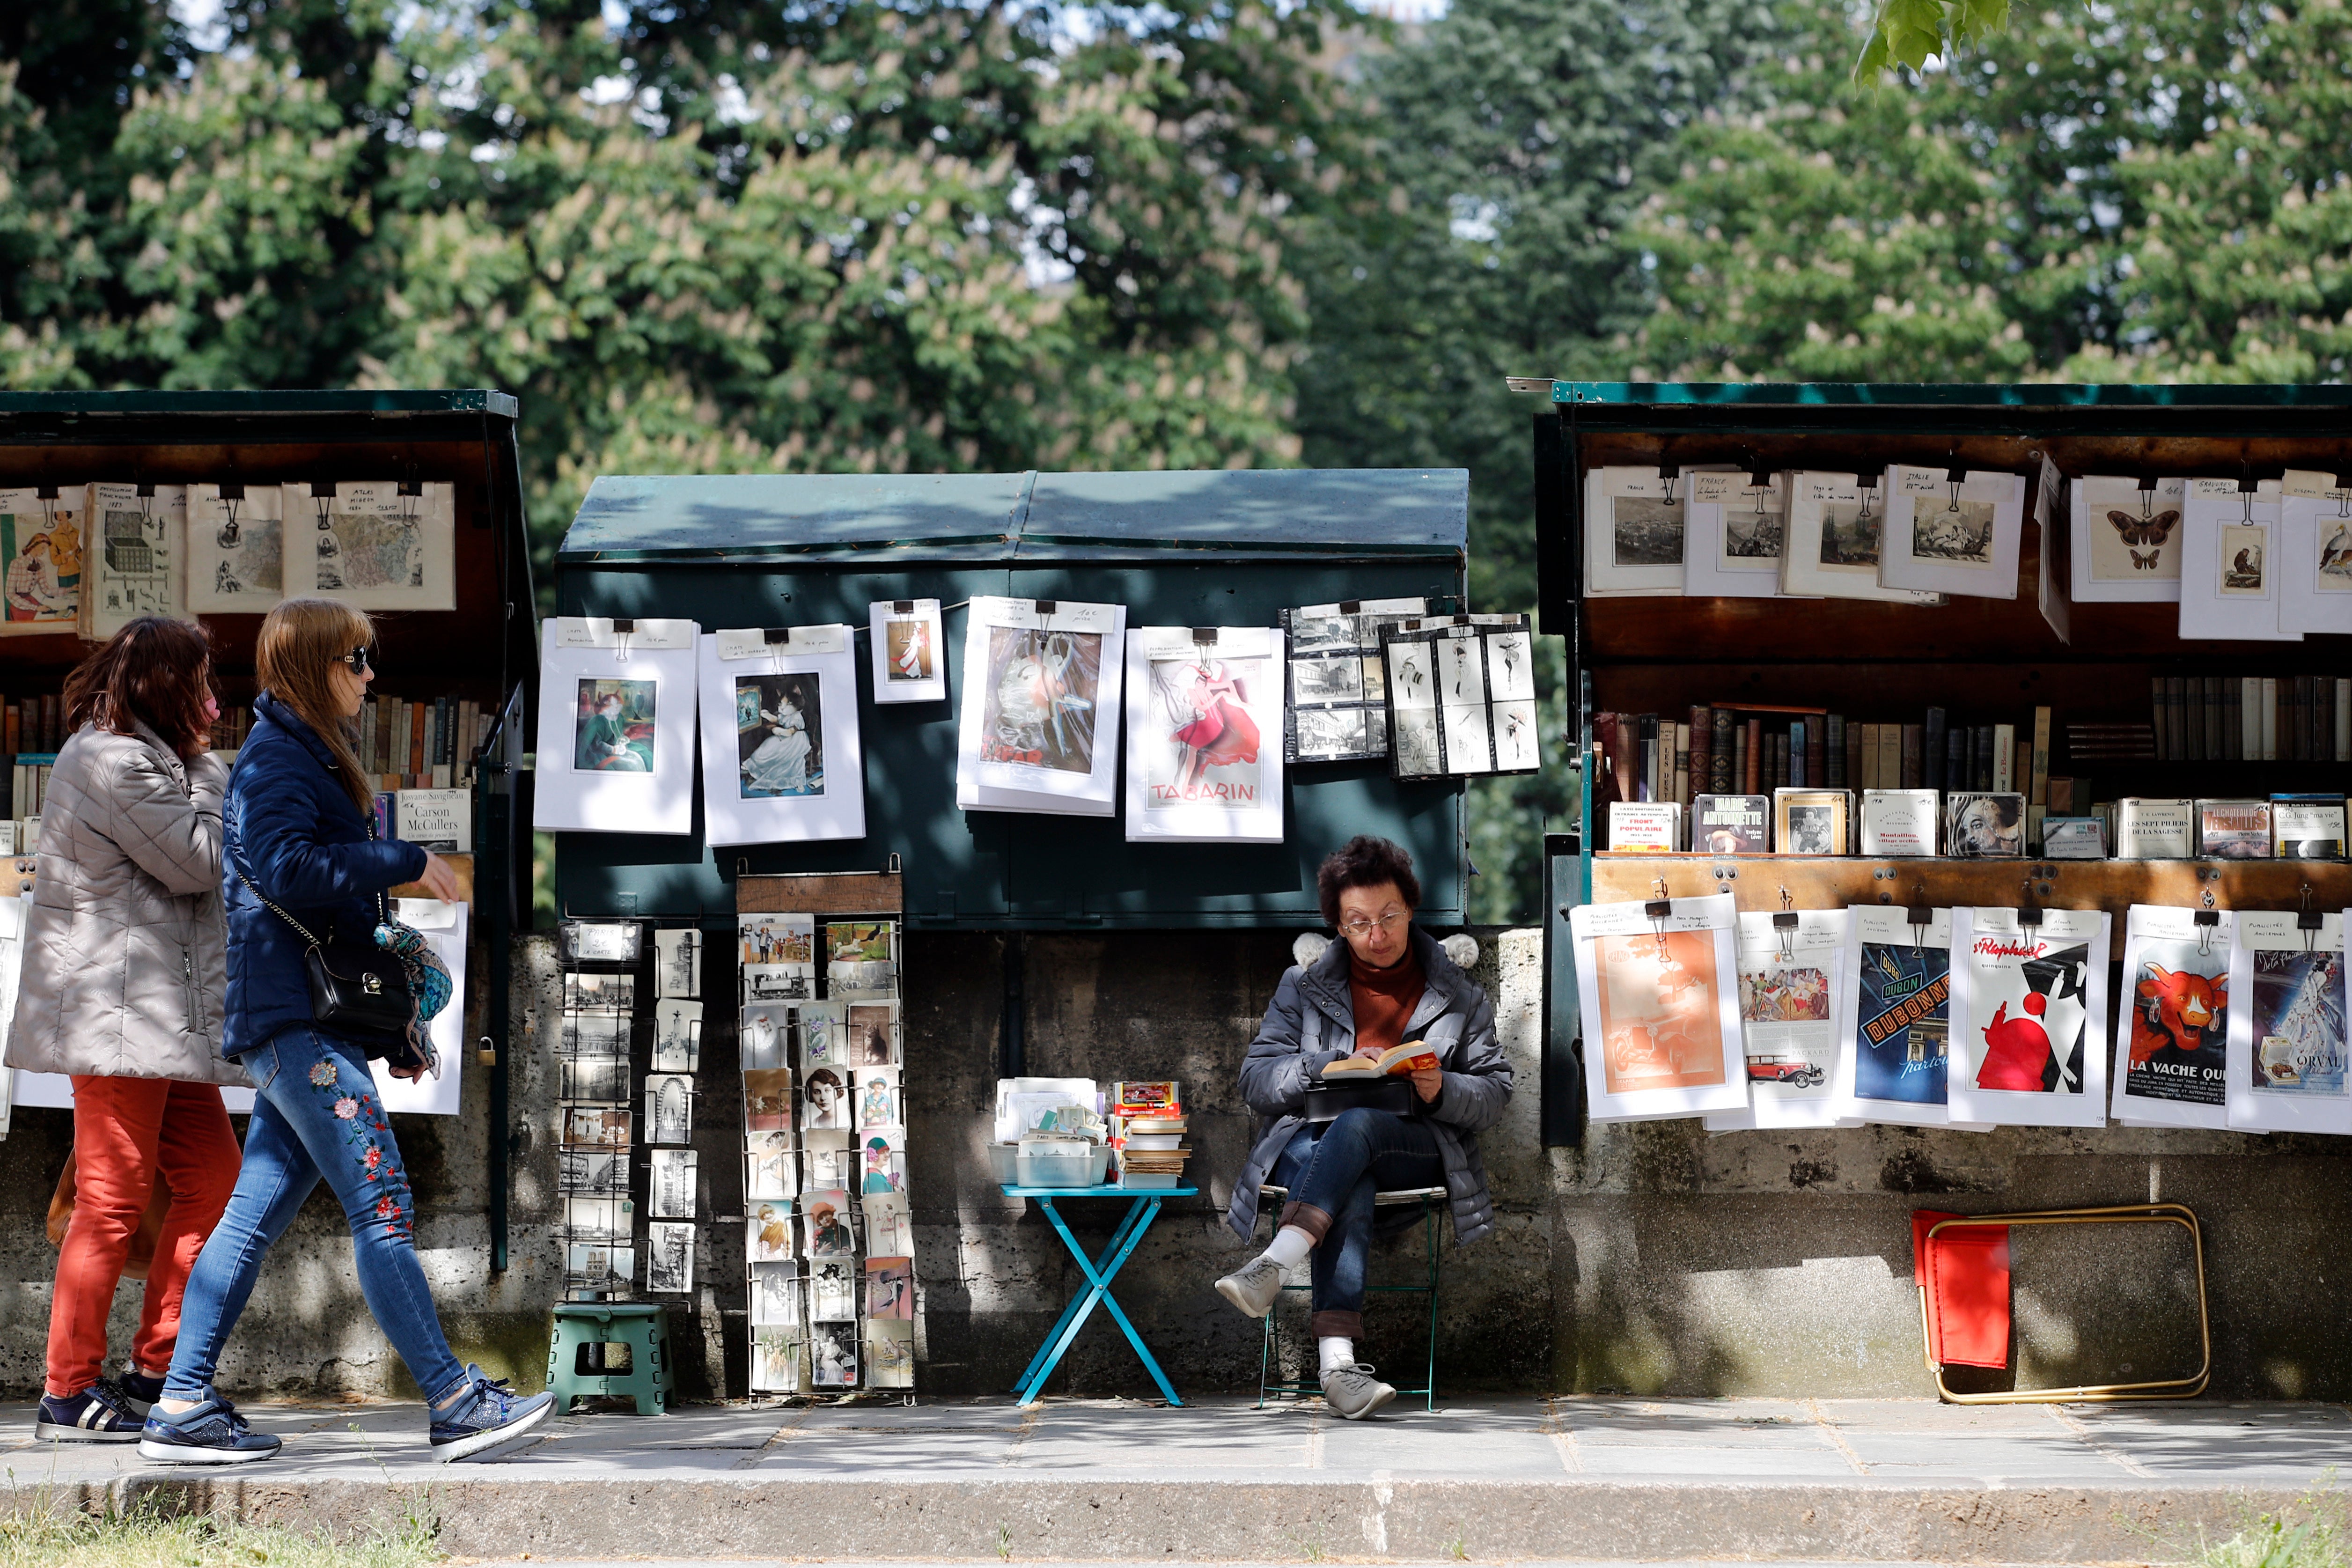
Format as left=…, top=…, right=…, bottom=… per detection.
left=0, top=1492, right=441, bottom=1568
left=2182, top=1479, right=2351, bottom=1568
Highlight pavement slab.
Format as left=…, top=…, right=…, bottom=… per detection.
left=0, top=1395, right=2342, bottom=1561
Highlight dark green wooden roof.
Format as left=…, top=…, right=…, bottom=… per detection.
left=558, top=468, right=1468, bottom=563
left=1547, top=382, right=2352, bottom=408
left=0, top=389, right=518, bottom=418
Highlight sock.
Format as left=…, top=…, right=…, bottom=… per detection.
left=1259, top=1224, right=1314, bottom=1271
left=1318, top=1336, right=1355, bottom=1375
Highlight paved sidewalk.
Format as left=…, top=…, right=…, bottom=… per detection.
left=1, top=1396, right=2344, bottom=1561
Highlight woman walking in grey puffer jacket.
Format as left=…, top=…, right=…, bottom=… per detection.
left=4, top=618, right=245, bottom=1442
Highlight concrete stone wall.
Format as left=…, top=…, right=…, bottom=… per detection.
left=3, top=925, right=2343, bottom=1402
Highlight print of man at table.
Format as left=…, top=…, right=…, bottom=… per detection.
left=1215, top=835, right=1513, bottom=1420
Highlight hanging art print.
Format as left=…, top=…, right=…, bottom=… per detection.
left=868, top=598, right=948, bottom=704
left=2278, top=472, right=2352, bottom=636
left=1878, top=466, right=2028, bottom=601
left=532, top=618, right=699, bottom=835
left=1947, top=906, right=2111, bottom=1128
left=81, top=482, right=189, bottom=639
left=2225, top=911, right=2351, bottom=1134
left=2178, top=478, right=2300, bottom=642
left=1705, top=909, right=1850, bottom=1131
left=0, top=486, right=84, bottom=635
left=1122, top=626, right=1285, bottom=843
left=955, top=596, right=1126, bottom=816
left=2109, top=905, right=2233, bottom=1130
left=283, top=481, right=457, bottom=611
left=698, top=626, right=865, bottom=845
left=1568, top=891, right=1747, bottom=1121
left=1830, top=905, right=1962, bottom=1127
left=188, top=483, right=286, bottom=613
left=2070, top=475, right=2187, bottom=604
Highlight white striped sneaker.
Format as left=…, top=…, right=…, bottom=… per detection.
left=35, top=1383, right=142, bottom=1443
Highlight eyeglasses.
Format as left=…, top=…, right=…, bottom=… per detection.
left=1338, top=911, right=1409, bottom=939
left=338, top=646, right=375, bottom=673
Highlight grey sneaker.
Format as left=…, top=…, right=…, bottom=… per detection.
left=1320, top=1362, right=1396, bottom=1420
left=1215, top=1256, right=1286, bottom=1318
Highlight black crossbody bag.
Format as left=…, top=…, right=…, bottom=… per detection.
left=234, top=821, right=415, bottom=1057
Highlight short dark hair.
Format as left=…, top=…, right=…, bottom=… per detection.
left=1316, top=836, right=1420, bottom=926
left=63, top=616, right=215, bottom=760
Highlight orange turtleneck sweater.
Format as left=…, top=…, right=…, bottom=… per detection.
left=1349, top=948, right=1426, bottom=1059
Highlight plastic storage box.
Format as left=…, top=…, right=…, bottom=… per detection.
left=1016, top=1142, right=1110, bottom=1187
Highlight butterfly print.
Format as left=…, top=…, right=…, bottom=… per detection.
left=2109, top=508, right=2179, bottom=569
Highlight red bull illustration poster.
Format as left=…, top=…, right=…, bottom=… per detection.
left=2108, top=904, right=2233, bottom=1130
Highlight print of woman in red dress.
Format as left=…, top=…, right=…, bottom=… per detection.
left=1169, top=659, right=1260, bottom=789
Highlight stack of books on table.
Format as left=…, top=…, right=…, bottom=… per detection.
left=1109, top=1080, right=1190, bottom=1190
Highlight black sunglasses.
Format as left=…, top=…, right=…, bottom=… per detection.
left=338, top=646, right=375, bottom=673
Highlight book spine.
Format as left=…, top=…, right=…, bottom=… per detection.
left=1743, top=719, right=1761, bottom=795
left=2029, top=706, right=2051, bottom=805
left=1608, top=714, right=1634, bottom=805
left=409, top=699, right=426, bottom=784
left=1825, top=714, right=1844, bottom=788
left=2263, top=676, right=2278, bottom=760
left=1947, top=725, right=1965, bottom=787
left=2339, top=678, right=2351, bottom=763
left=2242, top=677, right=2261, bottom=760
left=1857, top=722, right=1877, bottom=790
left=1686, top=707, right=1709, bottom=807
left=2185, top=682, right=2205, bottom=761
left=1879, top=724, right=1900, bottom=792
left=1789, top=721, right=1805, bottom=789
left=1638, top=714, right=1658, bottom=802
left=1844, top=719, right=1863, bottom=794
left=1771, top=733, right=1789, bottom=791
left=2149, top=677, right=2166, bottom=762
left=1806, top=718, right=1827, bottom=793
left=1711, top=708, right=1734, bottom=792
left=2169, top=676, right=2188, bottom=762
left=1924, top=707, right=1947, bottom=792
left=1902, top=723, right=1924, bottom=790
left=2224, top=681, right=2242, bottom=762
left=2206, top=676, right=2226, bottom=761
left=1969, top=726, right=1989, bottom=791
left=1673, top=721, right=1691, bottom=806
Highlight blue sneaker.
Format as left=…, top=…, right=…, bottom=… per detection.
left=116, top=1368, right=165, bottom=1418
left=137, top=1396, right=283, bottom=1465
left=35, top=1383, right=142, bottom=1443
left=428, top=1366, right=554, bottom=1462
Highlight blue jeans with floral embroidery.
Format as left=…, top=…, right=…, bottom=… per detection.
left=163, top=1029, right=470, bottom=1406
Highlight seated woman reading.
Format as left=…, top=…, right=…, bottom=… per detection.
left=1216, top=835, right=1512, bottom=1419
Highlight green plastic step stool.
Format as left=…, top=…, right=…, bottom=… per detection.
left=547, top=1302, right=674, bottom=1415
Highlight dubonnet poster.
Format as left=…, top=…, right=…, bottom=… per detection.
left=1569, top=892, right=1747, bottom=1121
left=697, top=626, right=865, bottom=845
left=955, top=596, right=1126, bottom=815
left=1947, top=906, right=2112, bottom=1127
left=1122, top=626, right=1285, bottom=843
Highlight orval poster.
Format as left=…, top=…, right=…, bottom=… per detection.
left=954, top=596, right=1125, bottom=816
left=2225, top=910, right=2350, bottom=1135
left=531, top=617, right=699, bottom=836
left=697, top=626, right=865, bottom=846
left=2108, top=904, right=2232, bottom=1130
left=1568, top=891, right=1746, bottom=1121
left=1947, top=906, right=2112, bottom=1128
left=1122, top=625, right=1284, bottom=843
left=1704, top=908, right=1851, bottom=1131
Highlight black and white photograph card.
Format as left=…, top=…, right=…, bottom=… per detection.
left=750, top=1261, right=801, bottom=1327
left=2279, top=471, right=2352, bottom=636
left=559, top=1148, right=623, bottom=1194
left=559, top=920, right=644, bottom=966
left=1280, top=597, right=1426, bottom=764
left=747, top=1132, right=797, bottom=1201
left=1781, top=472, right=1945, bottom=604
left=1684, top=473, right=1808, bottom=599
left=1380, top=615, right=1540, bottom=781
left=740, top=1005, right=789, bottom=1071
left=644, top=1073, right=694, bottom=1145
left=811, top=1323, right=859, bottom=1388
left=2070, top=475, right=2186, bottom=603
left=564, top=1194, right=630, bottom=1243
left=651, top=999, right=701, bottom=1073
left=649, top=1148, right=698, bottom=1218
left=654, top=928, right=702, bottom=999
left=809, top=1259, right=858, bottom=1321
left=2180, top=478, right=2301, bottom=641
left=646, top=1222, right=695, bottom=1294
left=1880, top=466, right=2027, bottom=600
left=1583, top=466, right=1690, bottom=597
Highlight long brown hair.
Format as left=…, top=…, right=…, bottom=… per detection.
left=255, top=597, right=375, bottom=815
left=62, top=617, right=216, bottom=760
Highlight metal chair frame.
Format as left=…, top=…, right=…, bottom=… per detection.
left=1254, top=1182, right=1446, bottom=1411
left=1919, top=1202, right=2211, bottom=1404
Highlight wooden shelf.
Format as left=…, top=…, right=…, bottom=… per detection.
left=1591, top=854, right=2352, bottom=921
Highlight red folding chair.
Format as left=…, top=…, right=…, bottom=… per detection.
left=1914, top=1204, right=2210, bottom=1404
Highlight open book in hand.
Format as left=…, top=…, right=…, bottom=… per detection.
left=1322, top=1041, right=1441, bottom=1078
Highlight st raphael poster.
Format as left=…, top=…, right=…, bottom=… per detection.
left=1568, top=892, right=1746, bottom=1121
left=531, top=617, right=699, bottom=836
left=1704, top=909, right=1851, bottom=1131
left=954, top=596, right=1125, bottom=816
left=2108, top=904, right=2233, bottom=1130
left=697, top=626, right=865, bottom=845
left=1121, top=625, right=1284, bottom=843
left=2225, top=911, right=2350, bottom=1134
left=1947, top=906, right=2111, bottom=1128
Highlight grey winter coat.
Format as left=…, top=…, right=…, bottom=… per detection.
left=1227, top=926, right=1511, bottom=1247
left=5, top=721, right=246, bottom=1084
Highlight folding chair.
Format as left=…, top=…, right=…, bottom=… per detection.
left=1914, top=1203, right=2211, bottom=1404
left=1254, top=1182, right=1445, bottom=1411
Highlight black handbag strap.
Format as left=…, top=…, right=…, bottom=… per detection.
left=233, top=813, right=390, bottom=951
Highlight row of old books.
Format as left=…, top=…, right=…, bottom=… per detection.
left=2150, top=676, right=2351, bottom=762
left=1595, top=707, right=2060, bottom=808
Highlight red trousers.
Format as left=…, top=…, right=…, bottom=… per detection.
left=48, top=1076, right=238, bottom=1398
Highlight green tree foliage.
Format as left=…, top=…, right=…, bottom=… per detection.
left=0, top=0, right=1362, bottom=551
left=1637, top=0, right=2352, bottom=385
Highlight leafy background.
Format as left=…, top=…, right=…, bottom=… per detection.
left=7, top=0, right=2345, bottom=922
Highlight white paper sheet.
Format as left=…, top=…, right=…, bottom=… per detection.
left=955, top=597, right=1125, bottom=817
left=2069, top=475, right=2185, bottom=604
left=2107, top=905, right=2232, bottom=1130
left=2178, top=479, right=2300, bottom=641
left=282, top=482, right=457, bottom=611
left=1780, top=472, right=1946, bottom=604
left=1947, top=907, right=2112, bottom=1128
left=531, top=617, right=700, bottom=835
left=2224, top=911, right=2349, bottom=1135
left=1570, top=892, right=1748, bottom=1121
left=82, top=482, right=190, bottom=638
left=369, top=898, right=468, bottom=1116
left=1683, top=473, right=1814, bottom=600
left=188, top=484, right=287, bottom=613
left=868, top=599, right=948, bottom=704
left=1122, top=626, right=1284, bottom=843
left=1701, top=909, right=1851, bottom=1130
left=1583, top=466, right=1691, bottom=597
left=698, top=626, right=865, bottom=846
left=1878, top=466, right=2027, bottom=600
left=2278, top=473, right=2352, bottom=636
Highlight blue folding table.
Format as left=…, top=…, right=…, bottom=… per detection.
left=1001, top=1184, right=1197, bottom=1406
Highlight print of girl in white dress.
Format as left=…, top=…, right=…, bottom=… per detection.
left=736, top=674, right=822, bottom=797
